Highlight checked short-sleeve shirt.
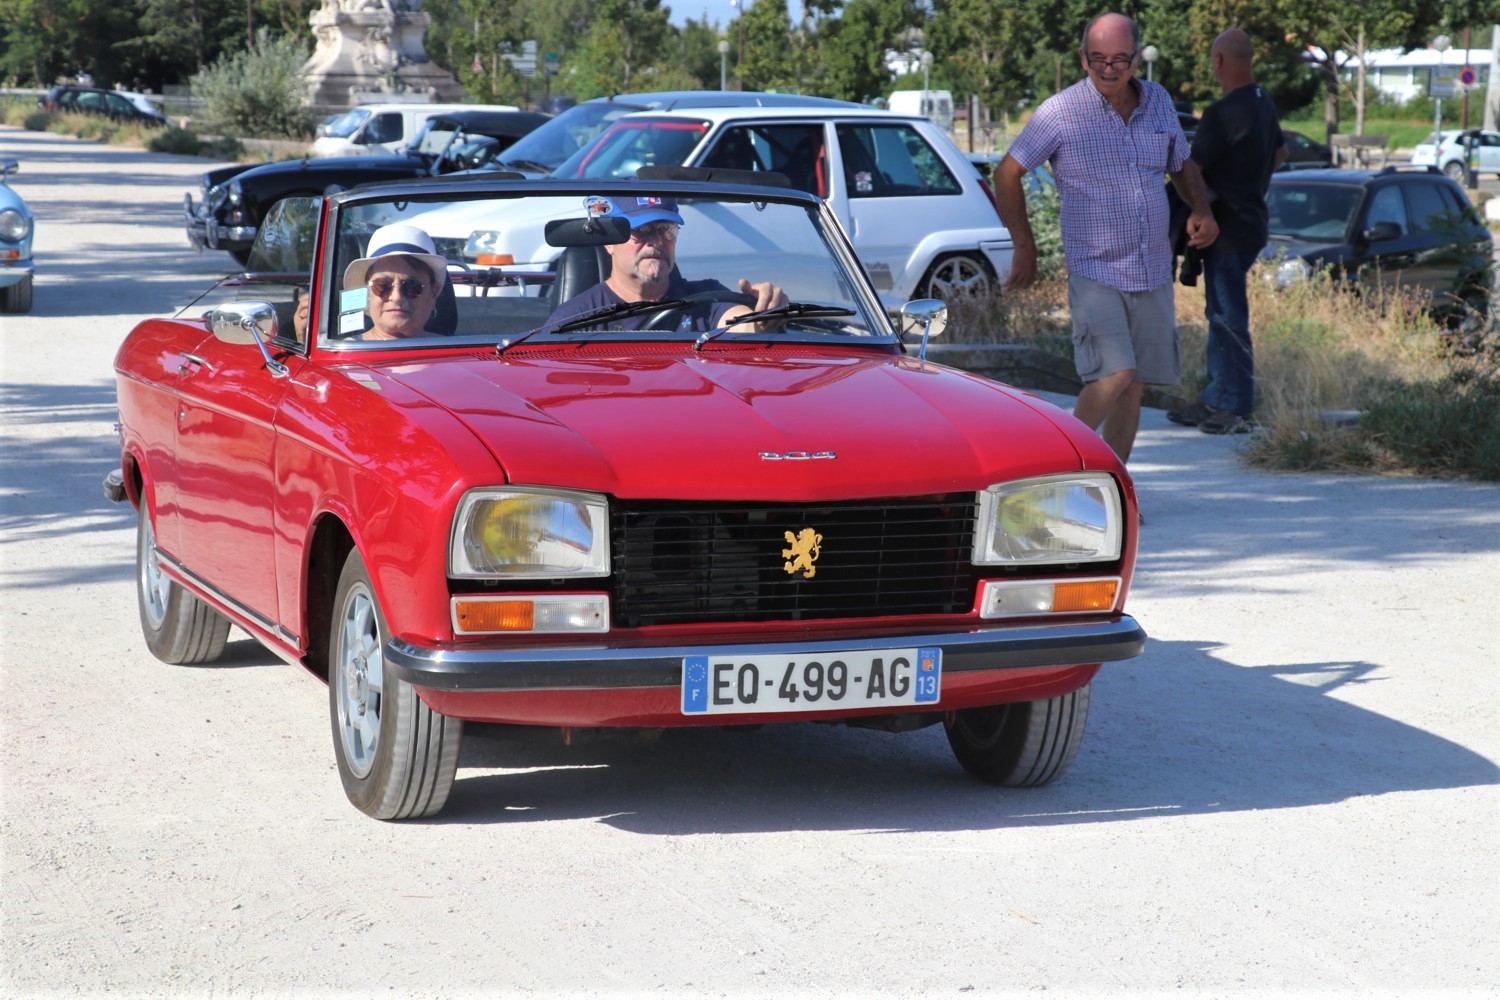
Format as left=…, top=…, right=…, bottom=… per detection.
left=1007, top=77, right=1189, bottom=292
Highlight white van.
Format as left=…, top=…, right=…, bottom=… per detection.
left=886, top=90, right=954, bottom=130
left=311, top=103, right=519, bottom=157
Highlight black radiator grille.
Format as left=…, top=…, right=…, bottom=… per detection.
left=610, top=495, right=979, bottom=627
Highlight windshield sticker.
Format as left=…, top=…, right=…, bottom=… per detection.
left=339, top=287, right=368, bottom=335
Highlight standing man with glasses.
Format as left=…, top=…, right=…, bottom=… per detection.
left=994, top=12, right=1217, bottom=465
left=543, top=196, right=786, bottom=332
left=1166, top=28, right=1286, bottom=435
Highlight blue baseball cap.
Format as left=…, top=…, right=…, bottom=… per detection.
left=605, top=195, right=684, bottom=228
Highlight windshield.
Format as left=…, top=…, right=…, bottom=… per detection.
left=498, top=101, right=649, bottom=173
left=552, top=117, right=710, bottom=180
left=1267, top=183, right=1362, bottom=241
left=310, top=186, right=890, bottom=349
left=324, top=108, right=371, bottom=139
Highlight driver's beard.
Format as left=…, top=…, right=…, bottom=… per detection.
left=630, top=253, right=670, bottom=293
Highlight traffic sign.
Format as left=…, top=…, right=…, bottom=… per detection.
left=1460, top=65, right=1477, bottom=87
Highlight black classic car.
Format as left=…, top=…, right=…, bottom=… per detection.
left=184, top=109, right=548, bottom=265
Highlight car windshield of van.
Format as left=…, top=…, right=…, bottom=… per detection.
left=323, top=108, right=371, bottom=139
left=1267, top=183, right=1362, bottom=241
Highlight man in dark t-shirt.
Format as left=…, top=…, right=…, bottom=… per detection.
left=543, top=195, right=786, bottom=333
left=1168, top=28, right=1287, bottom=434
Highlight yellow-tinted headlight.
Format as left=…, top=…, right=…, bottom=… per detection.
left=973, top=474, right=1122, bottom=565
left=449, top=487, right=609, bottom=578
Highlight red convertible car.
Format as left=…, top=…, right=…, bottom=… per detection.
left=108, top=172, right=1144, bottom=819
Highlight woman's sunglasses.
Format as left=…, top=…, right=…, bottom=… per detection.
left=368, top=276, right=427, bottom=299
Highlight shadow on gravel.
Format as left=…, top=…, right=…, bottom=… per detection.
left=438, top=638, right=1496, bottom=830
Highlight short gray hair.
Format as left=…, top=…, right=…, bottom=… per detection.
left=1080, top=13, right=1141, bottom=53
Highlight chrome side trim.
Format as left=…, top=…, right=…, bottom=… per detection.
left=156, top=549, right=301, bottom=649
left=385, top=616, right=1146, bottom=692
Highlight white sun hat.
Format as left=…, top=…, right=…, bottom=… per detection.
left=342, top=223, right=448, bottom=292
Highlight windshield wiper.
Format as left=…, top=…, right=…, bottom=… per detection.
left=544, top=297, right=690, bottom=334
left=692, top=303, right=857, bottom=351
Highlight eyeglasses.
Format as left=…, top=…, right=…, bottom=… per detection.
left=368, top=276, right=427, bottom=299
left=629, top=221, right=680, bottom=243
left=1086, top=52, right=1138, bottom=72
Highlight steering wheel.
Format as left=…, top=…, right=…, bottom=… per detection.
left=643, top=290, right=757, bottom=331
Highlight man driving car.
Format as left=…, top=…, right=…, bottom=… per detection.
left=542, top=196, right=787, bottom=332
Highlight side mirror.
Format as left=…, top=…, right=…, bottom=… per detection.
left=206, top=301, right=290, bottom=377
left=1362, top=221, right=1401, bottom=243
left=899, top=298, right=948, bottom=360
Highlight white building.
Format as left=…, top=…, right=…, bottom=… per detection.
left=1341, top=47, right=1490, bottom=103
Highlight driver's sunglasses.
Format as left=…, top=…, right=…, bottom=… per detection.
left=1086, top=51, right=1138, bottom=72
left=368, top=276, right=427, bottom=299
left=629, top=221, right=680, bottom=243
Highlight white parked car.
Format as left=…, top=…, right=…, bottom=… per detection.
left=544, top=106, right=1013, bottom=302
left=433, top=106, right=1010, bottom=302
left=1410, top=128, right=1500, bottom=183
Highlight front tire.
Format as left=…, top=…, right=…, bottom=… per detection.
left=1, top=275, right=32, bottom=313
left=329, top=549, right=461, bottom=819
left=136, top=500, right=231, bottom=664
left=921, top=253, right=993, bottom=302
left=944, top=683, right=1090, bottom=786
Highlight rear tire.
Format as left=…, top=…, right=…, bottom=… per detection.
left=1444, top=161, right=1468, bottom=184
left=136, top=500, right=231, bottom=664
left=944, top=683, right=1090, bottom=786
left=921, top=253, right=993, bottom=302
left=329, top=549, right=461, bottom=819
left=1, top=275, right=32, bottom=313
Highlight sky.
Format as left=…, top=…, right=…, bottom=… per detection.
left=666, top=0, right=806, bottom=28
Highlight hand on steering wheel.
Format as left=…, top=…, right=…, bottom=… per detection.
left=642, top=289, right=756, bottom=331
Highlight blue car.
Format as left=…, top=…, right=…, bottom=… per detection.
left=1, top=159, right=34, bottom=313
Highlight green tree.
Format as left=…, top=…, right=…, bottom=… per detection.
left=931, top=0, right=1041, bottom=131
left=190, top=26, right=312, bottom=138
left=567, top=0, right=672, bottom=97
left=0, top=0, right=137, bottom=86
left=737, top=0, right=795, bottom=92
left=815, top=0, right=916, bottom=102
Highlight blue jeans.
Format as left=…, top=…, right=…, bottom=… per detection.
left=1199, top=250, right=1260, bottom=417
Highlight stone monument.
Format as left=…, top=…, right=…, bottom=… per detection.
left=302, top=0, right=465, bottom=109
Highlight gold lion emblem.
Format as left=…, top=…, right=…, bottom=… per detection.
left=782, top=528, right=822, bottom=579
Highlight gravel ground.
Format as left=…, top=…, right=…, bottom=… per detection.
left=1, top=124, right=1496, bottom=999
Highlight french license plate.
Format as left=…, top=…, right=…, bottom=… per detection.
left=681, top=647, right=941, bottom=716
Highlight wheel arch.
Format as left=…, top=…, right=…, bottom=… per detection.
left=301, top=511, right=358, bottom=682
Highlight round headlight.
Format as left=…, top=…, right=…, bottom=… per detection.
left=0, top=208, right=29, bottom=242
left=1273, top=257, right=1311, bottom=288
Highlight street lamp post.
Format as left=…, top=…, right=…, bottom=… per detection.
left=920, top=50, right=933, bottom=118
left=718, top=39, right=729, bottom=91
left=1434, top=34, right=1451, bottom=144
left=1141, top=44, right=1159, bottom=83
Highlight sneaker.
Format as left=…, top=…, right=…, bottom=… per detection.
left=1166, top=401, right=1212, bottom=427
left=1199, top=409, right=1258, bottom=435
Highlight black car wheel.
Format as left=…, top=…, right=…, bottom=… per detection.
left=0, top=275, right=31, bottom=314
left=329, top=548, right=462, bottom=820
left=1445, top=161, right=1468, bottom=184
left=136, top=500, right=231, bottom=664
left=944, top=683, right=1090, bottom=786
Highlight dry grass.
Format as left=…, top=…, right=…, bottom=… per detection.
left=952, top=262, right=1499, bottom=480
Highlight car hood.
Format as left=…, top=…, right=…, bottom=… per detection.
left=1262, top=235, right=1344, bottom=264
left=374, top=349, right=1090, bottom=500
left=239, top=152, right=425, bottom=179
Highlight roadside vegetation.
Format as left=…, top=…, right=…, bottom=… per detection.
left=950, top=265, right=1500, bottom=481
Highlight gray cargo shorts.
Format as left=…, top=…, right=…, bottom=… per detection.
left=1066, top=273, right=1180, bottom=386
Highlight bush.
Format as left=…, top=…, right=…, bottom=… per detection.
left=190, top=27, right=313, bottom=140
left=146, top=127, right=243, bottom=159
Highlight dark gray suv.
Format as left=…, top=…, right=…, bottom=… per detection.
left=1263, top=165, right=1492, bottom=328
